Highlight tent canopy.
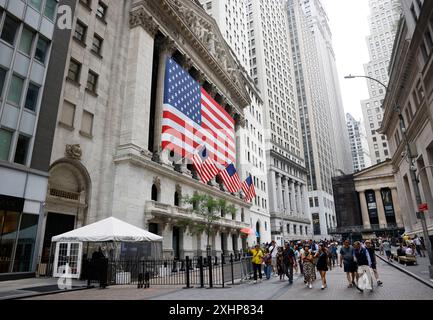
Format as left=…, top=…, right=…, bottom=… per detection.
left=51, top=217, right=163, bottom=243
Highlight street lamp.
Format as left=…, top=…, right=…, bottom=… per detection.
left=345, top=74, right=433, bottom=279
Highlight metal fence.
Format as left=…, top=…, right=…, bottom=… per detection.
left=85, top=254, right=254, bottom=289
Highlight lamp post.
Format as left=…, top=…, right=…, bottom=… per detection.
left=345, top=74, right=433, bottom=279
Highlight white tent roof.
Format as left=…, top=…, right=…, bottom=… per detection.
left=51, top=217, right=163, bottom=243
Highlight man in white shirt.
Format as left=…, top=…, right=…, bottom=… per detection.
left=268, top=240, right=279, bottom=276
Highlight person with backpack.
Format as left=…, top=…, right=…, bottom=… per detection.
left=250, top=244, right=264, bottom=284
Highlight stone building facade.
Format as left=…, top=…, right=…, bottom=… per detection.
left=38, top=0, right=254, bottom=265
left=380, top=0, right=433, bottom=241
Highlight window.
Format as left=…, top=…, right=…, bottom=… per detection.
left=7, top=75, right=24, bottom=105
left=80, top=110, right=94, bottom=137
left=35, top=37, right=50, bottom=64
left=1, top=15, right=20, bottom=46
left=91, top=34, right=103, bottom=55
left=0, top=129, right=13, bottom=161
left=44, top=0, right=58, bottom=21
left=74, top=20, right=87, bottom=43
left=80, top=0, right=92, bottom=8
left=67, top=59, right=81, bottom=83
left=24, top=83, right=40, bottom=111
left=19, top=28, right=35, bottom=55
left=14, top=135, right=30, bottom=165
left=29, top=0, right=43, bottom=11
left=59, top=101, right=76, bottom=128
left=96, top=1, right=107, bottom=20
left=0, top=68, right=6, bottom=99
left=86, top=70, right=98, bottom=93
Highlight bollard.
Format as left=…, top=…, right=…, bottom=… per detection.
left=230, top=253, right=235, bottom=285
left=184, top=256, right=191, bottom=289
left=221, top=253, right=225, bottom=288
left=208, top=255, right=213, bottom=288
left=199, top=256, right=204, bottom=288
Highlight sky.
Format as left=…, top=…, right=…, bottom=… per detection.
left=321, top=0, right=371, bottom=122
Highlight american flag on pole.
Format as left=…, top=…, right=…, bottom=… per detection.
left=161, top=58, right=236, bottom=167
left=192, top=146, right=220, bottom=184
left=220, top=164, right=242, bottom=193
left=242, top=175, right=256, bottom=202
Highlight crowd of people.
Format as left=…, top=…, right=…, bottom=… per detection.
left=248, top=239, right=385, bottom=292
left=377, top=234, right=427, bottom=262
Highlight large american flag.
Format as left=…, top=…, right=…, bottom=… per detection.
left=220, top=164, right=242, bottom=193
left=161, top=58, right=236, bottom=167
left=242, top=175, right=256, bottom=202
left=192, top=146, right=220, bottom=184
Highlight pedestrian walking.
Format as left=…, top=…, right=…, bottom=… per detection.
left=316, top=244, right=329, bottom=290
left=353, top=241, right=373, bottom=293
left=365, top=240, right=383, bottom=287
left=302, top=245, right=316, bottom=289
left=382, top=238, right=392, bottom=262
left=250, top=244, right=264, bottom=284
left=339, top=239, right=358, bottom=288
left=329, top=242, right=338, bottom=268
left=268, top=240, right=279, bottom=276
left=276, top=247, right=285, bottom=281
left=283, top=243, right=296, bottom=284
left=263, top=249, right=272, bottom=280
left=413, top=235, right=426, bottom=257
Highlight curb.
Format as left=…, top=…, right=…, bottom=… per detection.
left=376, top=254, right=433, bottom=290
left=2, top=285, right=95, bottom=301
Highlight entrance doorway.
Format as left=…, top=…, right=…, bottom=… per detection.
left=41, top=213, right=76, bottom=264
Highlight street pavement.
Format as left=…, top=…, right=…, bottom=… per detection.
left=25, top=258, right=433, bottom=300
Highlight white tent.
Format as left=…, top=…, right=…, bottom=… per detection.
left=51, top=217, right=163, bottom=243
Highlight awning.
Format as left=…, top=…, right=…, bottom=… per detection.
left=52, top=217, right=163, bottom=243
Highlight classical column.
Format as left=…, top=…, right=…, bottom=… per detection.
left=162, top=222, right=174, bottom=259
left=182, top=226, right=194, bottom=258
left=279, top=176, right=285, bottom=213
left=391, top=188, right=404, bottom=227
left=302, top=185, right=309, bottom=217
left=227, top=233, right=233, bottom=254
left=153, top=37, right=177, bottom=164
left=359, top=191, right=371, bottom=229
left=286, top=179, right=292, bottom=215
left=375, top=189, right=388, bottom=228
left=120, top=11, right=158, bottom=155
left=269, top=171, right=277, bottom=214
left=296, top=184, right=302, bottom=217
left=276, top=173, right=283, bottom=213
left=284, top=178, right=290, bottom=215
left=290, top=180, right=296, bottom=215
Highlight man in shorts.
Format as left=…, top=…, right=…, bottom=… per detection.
left=339, top=239, right=358, bottom=288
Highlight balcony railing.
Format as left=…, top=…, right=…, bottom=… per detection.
left=145, top=201, right=249, bottom=230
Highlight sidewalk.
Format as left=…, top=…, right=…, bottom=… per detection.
left=0, top=277, right=89, bottom=300
left=376, top=247, right=433, bottom=287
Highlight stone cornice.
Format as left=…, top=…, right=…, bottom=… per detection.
left=113, top=152, right=251, bottom=208
left=129, top=5, right=159, bottom=36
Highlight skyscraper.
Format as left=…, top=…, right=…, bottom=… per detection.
left=200, top=0, right=271, bottom=245
left=287, top=0, right=351, bottom=238
left=346, top=113, right=372, bottom=173
left=361, top=0, right=401, bottom=165
left=247, top=0, right=311, bottom=243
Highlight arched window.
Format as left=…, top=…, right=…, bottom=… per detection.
left=174, top=192, right=180, bottom=207
left=151, top=184, right=158, bottom=202
left=241, top=209, right=245, bottom=222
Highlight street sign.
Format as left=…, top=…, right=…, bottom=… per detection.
left=419, top=203, right=429, bottom=212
